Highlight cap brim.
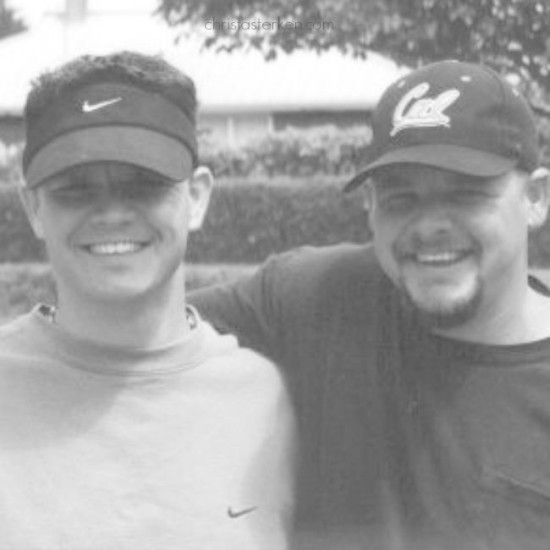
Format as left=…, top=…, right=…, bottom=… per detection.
left=343, top=144, right=518, bottom=192
left=25, top=126, right=194, bottom=188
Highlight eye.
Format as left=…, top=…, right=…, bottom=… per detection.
left=378, top=192, right=417, bottom=212
left=124, top=180, right=157, bottom=197
left=45, top=183, right=97, bottom=204
left=123, top=177, right=177, bottom=200
left=450, top=188, right=492, bottom=204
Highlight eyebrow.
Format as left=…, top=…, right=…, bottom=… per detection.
left=371, top=176, right=410, bottom=192
left=372, top=172, right=496, bottom=192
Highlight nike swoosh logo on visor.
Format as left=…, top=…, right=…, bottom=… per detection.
left=82, top=97, right=123, bottom=113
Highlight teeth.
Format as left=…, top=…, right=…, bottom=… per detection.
left=86, top=242, right=145, bottom=255
left=415, top=252, right=464, bottom=264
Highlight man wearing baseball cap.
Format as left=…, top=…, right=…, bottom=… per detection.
left=0, top=51, right=295, bottom=549
left=192, top=60, right=550, bottom=549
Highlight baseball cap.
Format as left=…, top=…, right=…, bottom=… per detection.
left=23, top=81, right=198, bottom=188
left=345, top=60, right=540, bottom=191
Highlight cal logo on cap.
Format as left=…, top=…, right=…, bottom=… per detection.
left=391, top=82, right=461, bottom=136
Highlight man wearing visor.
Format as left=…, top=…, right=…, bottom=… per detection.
left=0, top=51, right=295, bottom=549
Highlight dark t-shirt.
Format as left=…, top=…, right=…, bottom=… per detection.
left=191, top=244, right=550, bottom=550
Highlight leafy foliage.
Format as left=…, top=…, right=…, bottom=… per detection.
left=0, top=141, right=22, bottom=186
left=0, top=0, right=25, bottom=40
left=199, top=125, right=371, bottom=178
left=156, top=0, right=550, bottom=93
left=0, top=263, right=55, bottom=320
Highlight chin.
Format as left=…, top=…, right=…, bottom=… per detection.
left=401, top=277, right=483, bottom=330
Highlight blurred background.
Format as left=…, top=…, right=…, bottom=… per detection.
left=0, top=0, right=549, bottom=318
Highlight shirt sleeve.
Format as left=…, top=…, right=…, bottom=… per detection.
left=189, top=254, right=287, bottom=362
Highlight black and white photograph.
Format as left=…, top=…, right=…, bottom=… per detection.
left=0, top=1, right=549, bottom=548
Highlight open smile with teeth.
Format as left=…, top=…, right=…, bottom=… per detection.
left=83, top=241, right=148, bottom=256
left=411, top=250, right=471, bottom=266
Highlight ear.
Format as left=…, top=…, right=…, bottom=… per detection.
left=361, top=182, right=374, bottom=212
left=17, top=184, right=45, bottom=240
left=187, top=166, right=214, bottom=232
left=360, top=181, right=375, bottom=236
left=525, top=168, right=550, bottom=231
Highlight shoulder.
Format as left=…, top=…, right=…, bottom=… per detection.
left=189, top=244, right=389, bottom=358
left=0, top=311, right=49, bottom=378
left=197, top=320, right=288, bottom=388
left=262, top=242, right=383, bottom=294
left=264, top=244, right=390, bottom=316
left=0, top=312, right=36, bottom=348
left=267, top=242, right=378, bottom=272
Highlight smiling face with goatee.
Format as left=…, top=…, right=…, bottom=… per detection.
left=366, top=164, right=537, bottom=334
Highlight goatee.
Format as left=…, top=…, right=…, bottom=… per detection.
left=398, top=280, right=483, bottom=330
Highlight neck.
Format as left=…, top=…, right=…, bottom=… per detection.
left=53, top=274, right=191, bottom=348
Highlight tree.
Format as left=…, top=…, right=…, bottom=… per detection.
left=0, top=0, right=25, bottom=40
left=156, top=0, right=550, bottom=96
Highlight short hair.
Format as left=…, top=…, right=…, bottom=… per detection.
left=24, top=51, right=197, bottom=128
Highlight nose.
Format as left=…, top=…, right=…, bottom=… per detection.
left=89, top=190, right=137, bottom=227
left=407, top=203, right=455, bottom=243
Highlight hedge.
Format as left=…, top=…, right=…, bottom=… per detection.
left=0, top=188, right=46, bottom=262
left=0, top=181, right=371, bottom=264
left=199, top=125, right=370, bottom=178
left=0, top=141, right=22, bottom=187
left=0, top=263, right=54, bottom=320
left=0, top=263, right=256, bottom=321
left=188, top=180, right=371, bottom=262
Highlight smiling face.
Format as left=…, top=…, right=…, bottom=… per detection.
left=367, top=164, right=539, bottom=330
left=21, top=160, right=212, bottom=308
